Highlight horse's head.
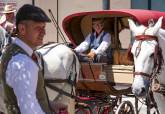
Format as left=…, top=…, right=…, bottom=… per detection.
left=128, top=16, right=164, bottom=97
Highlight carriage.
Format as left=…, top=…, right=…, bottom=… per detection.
left=1, top=9, right=165, bottom=114
left=61, top=9, right=165, bottom=114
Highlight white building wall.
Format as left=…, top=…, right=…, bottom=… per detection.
left=0, top=0, right=32, bottom=12
left=35, top=0, right=58, bottom=42
left=111, top=0, right=131, bottom=9
left=16, top=0, right=32, bottom=9
left=1, top=0, right=131, bottom=43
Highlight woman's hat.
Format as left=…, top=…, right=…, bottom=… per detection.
left=2, top=4, right=16, bottom=14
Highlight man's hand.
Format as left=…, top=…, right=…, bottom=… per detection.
left=87, top=51, right=96, bottom=59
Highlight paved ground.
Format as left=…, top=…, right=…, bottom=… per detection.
left=123, top=96, right=157, bottom=114
left=123, top=96, right=147, bottom=114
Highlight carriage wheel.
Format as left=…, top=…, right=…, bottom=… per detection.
left=75, top=104, right=92, bottom=114
left=92, top=105, right=114, bottom=114
left=115, top=101, right=135, bottom=114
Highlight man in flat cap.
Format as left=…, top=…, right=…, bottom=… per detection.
left=0, top=4, right=66, bottom=114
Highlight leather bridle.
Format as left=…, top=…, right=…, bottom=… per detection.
left=132, top=28, right=163, bottom=114
left=132, top=28, right=164, bottom=94
left=133, top=28, right=159, bottom=79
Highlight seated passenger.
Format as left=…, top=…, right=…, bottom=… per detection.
left=74, top=18, right=112, bottom=63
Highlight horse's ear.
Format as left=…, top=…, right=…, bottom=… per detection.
left=153, top=16, right=163, bottom=33
left=157, top=28, right=165, bottom=41
left=128, top=19, right=137, bottom=33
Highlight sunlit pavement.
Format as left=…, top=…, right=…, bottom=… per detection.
left=122, top=96, right=156, bottom=114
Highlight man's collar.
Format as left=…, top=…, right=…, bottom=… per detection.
left=12, top=37, right=33, bottom=56
left=94, top=30, right=104, bottom=37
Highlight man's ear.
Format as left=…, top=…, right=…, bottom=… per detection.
left=17, top=23, right=26, bottom=35
left=128, top=19, right=137, bottom=33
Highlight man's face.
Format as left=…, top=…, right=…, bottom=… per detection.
left=92, top=20, right=104, bottom=34
left=5, top=12, right=15, bottom=21
left=18, top=20, right=46, bottom=49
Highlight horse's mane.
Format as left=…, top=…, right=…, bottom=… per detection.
left=37, top=42, right=74, bottom=50
left=154, top=45, right=164, bottom=74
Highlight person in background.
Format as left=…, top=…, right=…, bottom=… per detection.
left=1, top=4, right=16, bottom=34
left=0, top=4, right=67, bottom=114
left=74, top=18, right=112, bottom=63
left=0, top=15, right=7, bottom=50
left=0, top=5, right=17, bottom=53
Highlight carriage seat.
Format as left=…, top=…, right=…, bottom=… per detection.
left=112, top=49, right=133, bottom=65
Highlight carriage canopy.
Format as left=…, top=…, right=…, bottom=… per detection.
left=62, top=9, right=165, bottom=47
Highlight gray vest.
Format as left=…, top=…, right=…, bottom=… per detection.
left=0, top=43, right=52, bottom=114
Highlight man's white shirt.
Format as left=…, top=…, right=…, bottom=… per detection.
left=6, top=37, right=45, bottom=114
left=74, top=31, right=111, bottom=54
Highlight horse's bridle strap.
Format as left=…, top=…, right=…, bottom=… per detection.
left=135, top=35, right=157, bottom=41
left=134, top=72, right=151, bottom=78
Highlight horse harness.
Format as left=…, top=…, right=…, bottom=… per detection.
left=38, top=42, right=79, bottom=99
left=130, top=28, right=165, bottom=113
left=132, top=28, right=160, bottom=78
left=138, top=28, right=164, bottom=90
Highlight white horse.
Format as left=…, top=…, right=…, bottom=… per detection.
left=128, top=16, right=165, bottom=113
left=37, top=42, right=80, bottom=114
